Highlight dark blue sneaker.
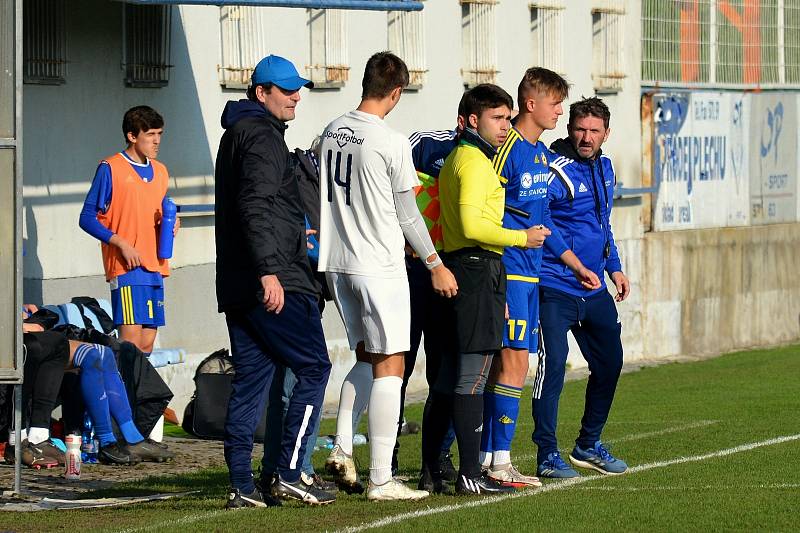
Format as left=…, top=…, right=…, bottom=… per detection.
left=537, top=451, right=579, bottom=479
left=569, top=442, right=628, bottom=475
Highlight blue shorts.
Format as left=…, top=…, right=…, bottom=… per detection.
left=111, top=282, right=165, bottom=328
left=503, top=277, right=540, bottom=352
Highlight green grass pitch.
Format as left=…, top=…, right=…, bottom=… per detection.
left=2, top=344, right=798, bottom=532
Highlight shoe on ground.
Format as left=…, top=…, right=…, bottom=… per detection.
left=301, top=471, right=338, bottom=492
left=456, top=472, right=516, bottom=495
left=144, top=438, right=169, bottom=449
left=22, top=439, right=63, bottom=468
left=367, top=477, right=429, bottom=501
left=254, top=475, right=283, bottom=507
left=438, top=451, right=457, bottom=482
left=537, top=451, right=580, bottom=478
left=324, top=444, right=364, bottom=494
left=271, top=474, right=336, bottom=505
left=226, top=487, right=276, bottom=509
left=418, top=465, right=453, bottom=495
left=127, top=439, right=175, bottom=463
left=99, top=441, right=140, bottom=465
left=569, top=441, right=628, bottom=475
left=488, top=463, right=542, bottom=488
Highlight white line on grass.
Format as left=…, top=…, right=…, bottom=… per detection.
left=574, top=483, right=800, bottom=492
left=513, top=419, right=721, bottom=463
left=116, top=509, right=227, bottom=533
left=612, top=419, right=720, bottom=443
left=335, top=433, right=800, bottom=533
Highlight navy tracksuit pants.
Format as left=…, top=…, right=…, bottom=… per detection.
left=532, top=285, right=623, bottom=464
left=223, top=293, right=331, bottom=492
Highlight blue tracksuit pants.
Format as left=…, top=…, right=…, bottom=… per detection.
left=223, top=293, right=331, bottom=492
left=532, top=285, right=623, bottom=464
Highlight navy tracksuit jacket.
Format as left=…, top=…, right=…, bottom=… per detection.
left=532, top=137, right=624, bottom=463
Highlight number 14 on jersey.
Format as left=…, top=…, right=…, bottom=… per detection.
left=326, top=149, right=352, bottom=206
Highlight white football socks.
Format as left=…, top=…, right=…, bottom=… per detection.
left=334, top=361, right=373, bottom=455
left=493, top=450, right=511, bottom=467
left=368, top=375, right=402, bottom=485
left=27, top=427, right=49, bottom=445
left=480, top=451, right=493, bottom=469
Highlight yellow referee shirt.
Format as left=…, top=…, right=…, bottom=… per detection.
left=439, top=140, right=527, bottom=255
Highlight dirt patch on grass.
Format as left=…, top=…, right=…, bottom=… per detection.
left=0, top=437, right=257, bottom=502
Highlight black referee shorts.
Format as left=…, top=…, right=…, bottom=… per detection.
left=444, top=248, right=506, bottom=354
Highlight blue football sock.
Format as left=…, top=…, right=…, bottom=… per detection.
left=491, top=382, right=522, bottom=456
left=74, top=343, right=116, bottom=447
left=480, top=385, right=495, bottom=454
left=100, top=345, right=144, bottom=444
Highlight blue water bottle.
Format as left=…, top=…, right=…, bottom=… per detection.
left=158, top=196, right=177, bottom=259
left=305, top=216, right=319, bottom=263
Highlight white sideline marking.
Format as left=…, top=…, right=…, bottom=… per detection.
left=513, top=419, right=721, bottom=463
left=335, top=434, right=800, bottom=533
left=613, top=419, right=720, bottom=443
left=116, top=509, right=227, bottom=533
left=575, top=483, right=800, bottom=491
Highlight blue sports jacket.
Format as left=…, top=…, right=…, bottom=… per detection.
left=541, top=138, right=622, bottom=296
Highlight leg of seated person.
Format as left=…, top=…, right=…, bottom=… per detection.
left=69, top=341, right=173, bottom=463
left=22, top=331, right=69, bottom=444
left=69, top=342, right=117, bottom=448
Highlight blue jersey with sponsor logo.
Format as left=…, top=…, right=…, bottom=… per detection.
left=492, top=127, right=550, bottom=278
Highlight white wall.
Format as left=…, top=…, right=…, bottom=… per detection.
left=22, top=1, right=648, bottom=364
left=23, top=0, right=645, bottom=276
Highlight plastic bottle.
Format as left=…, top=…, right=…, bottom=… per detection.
left=81, top=413, right=98, bottom=463
left=65, top=434, right=82, bottom=480
left=315, top=435, right=335, bottom=450
left=305, top=216, right=319, bottom=263
left=158, top=196, right=177, bottom=259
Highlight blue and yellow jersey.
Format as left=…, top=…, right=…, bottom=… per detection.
left=492, top=127, right=551, bottom=279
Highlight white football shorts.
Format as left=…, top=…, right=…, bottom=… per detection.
left=326, top=271, right=411, bottom=355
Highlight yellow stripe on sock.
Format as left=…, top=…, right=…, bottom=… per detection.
left=493, top=385, right=523, bottom=398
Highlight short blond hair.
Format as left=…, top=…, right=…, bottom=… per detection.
left=517, top=67, right=570, bottom=109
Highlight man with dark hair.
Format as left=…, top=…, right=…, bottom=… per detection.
left=215, top=54, right=335, bottom=508
left=79, top=106, right=178, bottom=356
left=534, top=96, right=630, bottom=479
left=319, top=51, right=457, bottom=501
left=421, top=83, right=550, bottom=495
left=479, top=67, right=569, bottom=488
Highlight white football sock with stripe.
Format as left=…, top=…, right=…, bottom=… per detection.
left=334, top=361, right=373, bottom=455
left=368, top=375, right=402, bottom=486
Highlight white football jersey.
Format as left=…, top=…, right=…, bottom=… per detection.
left=318, top=110, right=419, bottom=276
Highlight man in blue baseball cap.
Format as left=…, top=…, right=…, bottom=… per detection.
left=215, top=55, right=334, bottom=508
left=252, top=54, right=314, bottom=91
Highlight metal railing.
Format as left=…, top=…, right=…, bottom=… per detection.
left=592, top=1, right=626, bottom=92
left=388, top=8, right=427, bottom=88
left=122, top=4, right=173, bottom=88
left=530, top=1, right=565, bottom=76
left=642, top=0, right=800, bottom=89
left=23, top=0, right=67, bottom=85
left=219, top=6, right=270, bottom=88
left=461, top=0, right=498, bottom=87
